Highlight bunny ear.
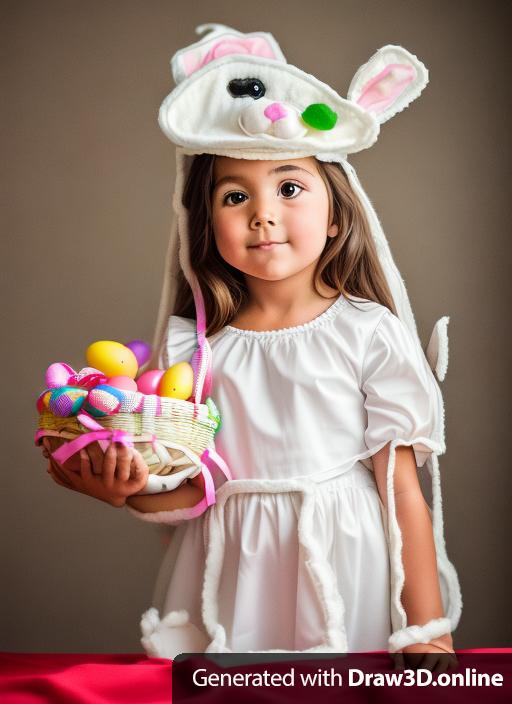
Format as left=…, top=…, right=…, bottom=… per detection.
left=347, top=45, right=428, bottom=124
left=170, top=24, right=286, bottom=85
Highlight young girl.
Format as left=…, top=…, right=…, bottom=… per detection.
left=43, top=24, right=461, bottom=664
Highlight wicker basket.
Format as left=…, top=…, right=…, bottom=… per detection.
left=36, top=388, right=222, bottom=493
left=36, top=286, right=233, bottom=504
left=35, top=321, right=232, bottom=497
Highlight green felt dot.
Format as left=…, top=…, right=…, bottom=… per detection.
left=301, top=103, right=338, bottom=131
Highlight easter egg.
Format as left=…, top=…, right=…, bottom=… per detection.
left=108, top=375, right=138, bottom=392
left=83, top=384, right=125, bottom=417
left=126, top=340, right=151, bottom=367
left=136, top=369, right=164, bottom=395
left=118, top=391, right=145, bottom=413
left=48, top=386, right=88, bottom=417
left=36, top=389, right=53, bottom=413
left=86, top=341, right=138, bottom=379
left=157, top=362, right=194, bottom=400
left=45, top=362, right=76, bottom=389
left=71, top=367, right=108, bottom=389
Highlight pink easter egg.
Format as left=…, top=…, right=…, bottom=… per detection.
left=126, top=340, right=152, bottom=367
left=71, top=367, right=108, bottom=389
left=83, top=384, right=124, bottom=418
left=136, top=369, right=164, bottom=395
left=108, top=375, right=138, bottom=391
left=45, top=362, right=76, bottom=389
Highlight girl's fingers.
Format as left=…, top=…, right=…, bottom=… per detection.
left=87, top=442, right=105, bottom=475
left=130, top=449, right=149, bottom=486
left=433, top=653, right=457, bottom=674
left=101, top=443, right=117, bottom=488
left=47, top=462, right=69, bottom=489
left=115, top=444, right=132, bottom=483
left=392, top=653, right=405, bottom=671
left=102, top=443, right=117, bottom=478
left=48, top=458, right=72, bottom=488
left=80, top=449, right=93, bottom=481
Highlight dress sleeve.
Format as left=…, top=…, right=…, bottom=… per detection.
left=362, top=310, right=444, bottom=466
left=161, top=315, right=197, bottom=368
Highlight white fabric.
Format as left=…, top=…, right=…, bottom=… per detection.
left=128, top=295, right=461, bottom=655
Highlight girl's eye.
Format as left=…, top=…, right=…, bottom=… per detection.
left=222, top=182, right=303, bottom=206
left=223, top=192, right=247, bottom=206
left=280, top=181, right=303, bottom=198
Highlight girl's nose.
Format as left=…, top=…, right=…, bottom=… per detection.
left=249, top=211, right=277, bottom=228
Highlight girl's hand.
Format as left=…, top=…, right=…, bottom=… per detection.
left=42, top=437, right=82, bottom=472
left=393, top=633, right=457, bottom=673
left=42, top=437, right=149, bottom=507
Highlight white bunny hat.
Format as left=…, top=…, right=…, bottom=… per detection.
left=151, top=22, right=449, bottom=390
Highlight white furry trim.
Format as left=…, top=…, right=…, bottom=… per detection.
left=388, top=616, right=451, bottom=653
left=140, top=607, right=209, bottom=659
left=201, top=478, right=347, bottom=653
left=385, top=438, right=462, bottom=646
left=385, top=441, right=407, bottom=631
left=426, top=317, right=450, bottom=382
left=124, top=503, right=205, bottom=526
left=428, top=453, right=463, bottom=629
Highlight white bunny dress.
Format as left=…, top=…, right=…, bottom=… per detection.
left=127, top=295, right=456, bottom=657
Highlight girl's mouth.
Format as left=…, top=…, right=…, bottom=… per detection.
left=249, top=242, right=286, bottom=251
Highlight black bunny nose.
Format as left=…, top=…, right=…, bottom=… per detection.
left=227, top=78, right=266, bottom=100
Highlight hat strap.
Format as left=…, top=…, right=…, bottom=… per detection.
left=191, top=277, right=213, bottom=404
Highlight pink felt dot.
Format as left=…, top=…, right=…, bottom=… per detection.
left=264, top=102, right=288, bottom=123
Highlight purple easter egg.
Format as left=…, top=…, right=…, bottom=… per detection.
left=126, top=339, right=151, bottom=367
left=49, top=386, right=88, bottom=417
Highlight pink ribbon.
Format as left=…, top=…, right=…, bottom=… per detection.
left=37, top=411, right=152, bottom=465
left=51, top=428, right=136, bottom=465
left=198, top=447, right=233, bottom=509
left=46, top=363, right=107, bottom=391
left=36, top=409, right=233, bottom=517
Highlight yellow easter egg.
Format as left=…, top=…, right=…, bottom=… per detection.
left=157, top=362, right=194, bottom=399
left=85, top=340, right=138, bottom=379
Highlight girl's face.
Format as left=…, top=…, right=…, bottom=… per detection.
left=211, top=156, right=338, bottom=284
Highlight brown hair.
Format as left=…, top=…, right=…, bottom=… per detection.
left=173, top=154, right=397, bottom=335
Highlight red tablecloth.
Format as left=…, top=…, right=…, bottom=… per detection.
left=1, top=650, right=510, bottom=703
left=0, top=653, right=172, bottom=704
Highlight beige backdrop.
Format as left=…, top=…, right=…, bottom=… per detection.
left=2, top=0, right=510, bottom=652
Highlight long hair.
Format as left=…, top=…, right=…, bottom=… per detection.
left=174, top=154, right=397, bottom=336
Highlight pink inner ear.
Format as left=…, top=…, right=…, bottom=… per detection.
left=356, top=63, right=416, bottom=114
left=182, top=35, right=278, bottom=78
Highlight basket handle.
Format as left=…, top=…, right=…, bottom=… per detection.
left=191, top=278, right=213, bottom=404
